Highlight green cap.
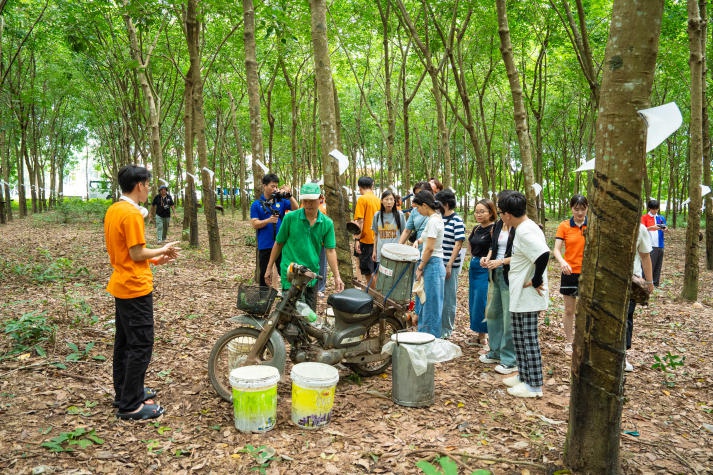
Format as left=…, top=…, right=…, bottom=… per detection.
left=300, top=182, right=321, bottom=200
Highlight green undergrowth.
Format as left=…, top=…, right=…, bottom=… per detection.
left=0, top=247, right=89, bottom=284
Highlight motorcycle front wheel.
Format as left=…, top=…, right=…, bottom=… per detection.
left=208, top=327, right=286, bottom=402
left=346, top=316, right=403, bottom=377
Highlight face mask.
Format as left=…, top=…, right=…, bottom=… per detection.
left=120, top=195, right=149, bottom=218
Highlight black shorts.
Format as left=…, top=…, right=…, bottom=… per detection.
left=356, top=242, right=375, bottom=274
left=560, top=273, right=580, bottom=296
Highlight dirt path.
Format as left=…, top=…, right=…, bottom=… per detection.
left=0, top=212, right=711, bottom=474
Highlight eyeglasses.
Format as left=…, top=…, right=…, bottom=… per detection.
left=475, top=210, right=488, bottom=215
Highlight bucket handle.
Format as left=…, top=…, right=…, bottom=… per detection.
left=383, top=262, right=413, bottom=303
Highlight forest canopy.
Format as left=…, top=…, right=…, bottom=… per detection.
left=0, top=0, right=706, bottom=224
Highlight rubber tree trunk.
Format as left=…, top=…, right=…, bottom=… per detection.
left=123, top=5, right=163, bottom=184
left=243, top=0, right=265, bottom=200
left=682, top=0, right=704, bottom=300
left=186, top=0, right=222, bottom=262
left=564, top=1, right=663, bottom=473
left=703, top=0, right=713, bottom=271
left=495, top=0, right=538, bottom=221
left=309, top=0, right=354, bottom=286
left=393, top=0, right=451, bottom=189
left=182, top=19, right=199, bottom=248
left=228, top=92, right=248, bottom=221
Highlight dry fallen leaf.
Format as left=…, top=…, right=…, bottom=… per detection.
left=0, top=217, right=710, bottom=475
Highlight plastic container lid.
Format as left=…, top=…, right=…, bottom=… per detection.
left=380, top=243, right=421, bottom=263
left=390, top=332, right=436, bottom=345
left=230, top=365, right=281, bottom=389
left=291, top=362, right=340, bottom=387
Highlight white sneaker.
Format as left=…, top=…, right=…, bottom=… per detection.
left=494, top=364, right=518, bottom=375
left=502, top=374, right=521, bottom=387
left=624, top=359, right=634, bottom=372
left=507, top=382, right=543, bottom=398
left=479, top=354, right=500, bottom=364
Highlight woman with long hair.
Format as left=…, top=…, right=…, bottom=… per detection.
left=434, top=189, right=466, bottom=339
left=480, top=191, right=517, bottom=374
left=467, top=198, right=497, bottom=347
left=412, top=190, right=446, bottom=337
left=371, top=190, right=406, bottom=271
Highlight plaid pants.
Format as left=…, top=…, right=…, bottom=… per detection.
left=511, top=311, right=543, bottom=388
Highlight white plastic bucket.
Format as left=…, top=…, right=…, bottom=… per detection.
left=227, top=339, right=249, bottom=370
left=290, top=362, right=340, bottom=429
left=229, top=365, right=281, bottom=433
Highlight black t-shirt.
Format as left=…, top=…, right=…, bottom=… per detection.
left=468, top=223, right=494, bottom=258
left=152, top=193, right=174, bottom=218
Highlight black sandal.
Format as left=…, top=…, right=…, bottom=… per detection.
left=116, top=403, right=165, bottom=420
left=113, top=387, right=158, bottom=408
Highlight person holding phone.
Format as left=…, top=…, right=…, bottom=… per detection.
left=641, top=199, right=667, bottom=287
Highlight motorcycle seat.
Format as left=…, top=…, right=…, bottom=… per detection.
left=327, top=288, right=373, bottom=315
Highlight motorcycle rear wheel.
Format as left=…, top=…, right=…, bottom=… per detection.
left=346, top=316, right=403, bottom=377
left=208, top=327, right=286, bottom=402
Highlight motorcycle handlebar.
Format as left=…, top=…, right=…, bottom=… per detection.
left=288, top=262, right=319, bottom=280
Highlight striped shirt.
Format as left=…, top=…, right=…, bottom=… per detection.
left=442, top=212, right=465, bottom=267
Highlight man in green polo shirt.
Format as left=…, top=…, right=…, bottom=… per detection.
left=265, top=182, right=344, bottom=310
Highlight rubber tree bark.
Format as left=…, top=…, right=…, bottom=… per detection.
left=228, top=92, right=248, bottom=221
left=243, top=0, right=265, bottom=200
left=309, top=0, right=354, bottom=286
left=122, top=2, right=163, bottom=184
left=565, top=1, right=663, bottom=473
left=702, top=0, right=713, bottom=271
left=185, top=0, right=222, bottom=263
left=393, top=0, right=452, bottom=189
left=495, top=0, right=538, bottom=221
left=682, top=0, right=703, bottom=300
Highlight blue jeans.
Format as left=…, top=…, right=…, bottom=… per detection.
left=468, top=258, right=489, bottom=333
left=441, top=262, right=462, bottom=336
left=417, top=257, right=445, bottom=338
left=156, top=216, right=170, bottom=242
left=485, top=267, right=516, bottom=366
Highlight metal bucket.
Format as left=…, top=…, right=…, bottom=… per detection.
left=376, top=243, right=420, bottom=302
left=390, top=332, right=435, bottom=407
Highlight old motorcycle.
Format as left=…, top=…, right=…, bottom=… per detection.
left=208, top=263, right=409, bottom=401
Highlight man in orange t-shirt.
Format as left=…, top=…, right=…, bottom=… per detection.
left=104, top=165, right=179, bottom=420
left=353, top=176, right=381, bottom=286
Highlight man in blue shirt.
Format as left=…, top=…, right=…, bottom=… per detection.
left=250, top=173, right=298, bottom=286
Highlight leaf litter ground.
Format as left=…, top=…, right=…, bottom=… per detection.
left=0, top=212, right=711, bottom=474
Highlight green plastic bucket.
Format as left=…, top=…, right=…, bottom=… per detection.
left=229, top=365, right=280, bottom=433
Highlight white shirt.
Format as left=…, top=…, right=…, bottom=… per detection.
left=633, top=223, right=652, bottom=277
left=509, top=218, right=550, bottom=313
left=421, top=212, right=444, bottom=260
